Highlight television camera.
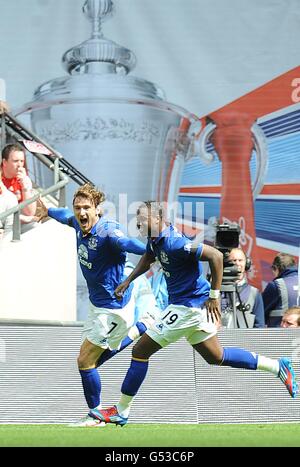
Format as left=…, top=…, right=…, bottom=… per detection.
left=214, top=222, right=253, bottom=328
left=215, top=222, right=241, bottom=283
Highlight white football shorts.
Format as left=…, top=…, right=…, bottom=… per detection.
left=82, top=297, right=135, bottom=350
left=146, top=304, right=217, bottom=348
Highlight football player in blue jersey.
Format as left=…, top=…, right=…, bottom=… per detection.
left=36, top=184, right=154, bottom=427
left=90, top=200, right=299, bottom=426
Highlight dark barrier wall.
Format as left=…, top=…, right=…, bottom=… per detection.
left=0, top=324, right=299, bottom=424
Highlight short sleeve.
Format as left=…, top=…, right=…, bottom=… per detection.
left=171, top=237, right=201, bottom=261
left=107, top=226, right=126, bottom=245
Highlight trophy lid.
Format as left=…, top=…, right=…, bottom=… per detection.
left=62, top=0, right=136, bottom=75
left=16, top=0, right=197, bottom=115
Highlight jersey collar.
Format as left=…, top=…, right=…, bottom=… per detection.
left=91, top=216, right=107, bottom=235
left=81, top=216, right=105, bottom=237
left=151, top=223, right=175, bottom=245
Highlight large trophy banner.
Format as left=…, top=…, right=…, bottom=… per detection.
left=178, top=68, right=300, bottom=289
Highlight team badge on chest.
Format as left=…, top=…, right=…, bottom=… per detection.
left=88, top=237, right=98, bottom=250
left=160, top=250, right=169, bottom=264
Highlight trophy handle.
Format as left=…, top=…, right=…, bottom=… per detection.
left=195, top=121, right=268, bottom=200
left=251, top=123, right=269, bottom=200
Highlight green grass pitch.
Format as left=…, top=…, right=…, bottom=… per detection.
left=0, top=423, right=300, bottom=447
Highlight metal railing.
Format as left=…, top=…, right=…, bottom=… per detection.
left=0, top=111, right=93, bottom=241
left=1, top=112, right=93, bottom=185
left=0, top=153, right=68, bottom=241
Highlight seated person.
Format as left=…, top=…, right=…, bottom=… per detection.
left=1, top=143, right=37, bottom=218
left=280, top=306, right=300, bottom=328
left=0, top=166, right=18, bottom=241
left=0, top=165, right=37, bottom=241
left=221, top=247, right=265, bottom=328
left=263, top=253, right=298, bottom=327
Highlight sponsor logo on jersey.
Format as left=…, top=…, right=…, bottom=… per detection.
left=78, top=244, right=88, bottom=259
left=78, top=244, right=92, bottom=269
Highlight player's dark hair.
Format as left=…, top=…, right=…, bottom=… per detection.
left=137, top=200, right=165, bottom=220
left=272, top=253, right=296, bottom=275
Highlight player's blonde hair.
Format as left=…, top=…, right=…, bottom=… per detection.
left=73, top=183, right=106, bottom=207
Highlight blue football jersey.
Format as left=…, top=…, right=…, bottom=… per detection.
left=48, top=208, right=145, bottom=309
left=146, top=224, right=210, bottom=307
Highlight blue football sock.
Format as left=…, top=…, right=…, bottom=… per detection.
left=121, top=359, right=149, bottom=396
left=96, top=346, right=127, bottom=367
left=221, top=347, right=258, bottom=370
left=79, top=368, right=101, bottom=409
left=96, top=321, right=147, bottom=367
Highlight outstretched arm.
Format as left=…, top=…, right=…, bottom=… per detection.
left=199, top=244, right=223, bottom=323
left=115, top=252, right=155, bottom=299
left=34, top=198, right=73, bottom=225
left=116, top=236, right=146, bottom=256
left=200, top=244, right=223, bottom=290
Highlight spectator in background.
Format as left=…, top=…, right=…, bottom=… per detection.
left=280, top=307, right=300, bottom=328
left=221, top=247, right=265, bottom=328
left=0, top=165, right=18, bottom=241
left=263, top=253, right=299, bottom=328
left=1, top=143, right=37, bottom=218
left=0, top=165, right=37, bottom=241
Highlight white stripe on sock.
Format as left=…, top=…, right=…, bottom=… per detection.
left=257, top=356, right=279, bottom=376
left=117, top=394, right=134, bottom=418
